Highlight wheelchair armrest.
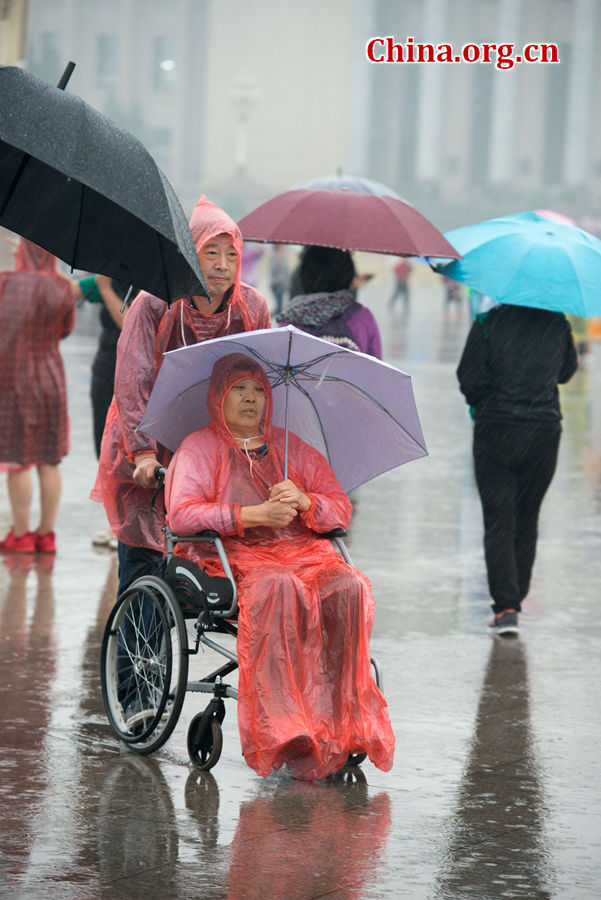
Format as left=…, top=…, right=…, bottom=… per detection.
left=173, top=530, right=221, bottom=542
left=315, top=528, right=353, bottom=566
left=166, top=529, right=237, bottom=617
left=314, top=528, right=347, bottom=539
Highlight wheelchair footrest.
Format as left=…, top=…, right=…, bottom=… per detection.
left=186, top=680, right=238, bottom=699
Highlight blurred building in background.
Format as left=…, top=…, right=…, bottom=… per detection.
left=23, top=0, right=208, bottom=215
left=19, top=0, right=601, bottom=227
left=0, top=0, right=28, bottom=65
left=367, top=0, right=600, bottom=229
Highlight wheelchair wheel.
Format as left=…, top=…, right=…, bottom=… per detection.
left=187, top=712, right=223, bottom=771
left=101, top=575, right=188, bottom=754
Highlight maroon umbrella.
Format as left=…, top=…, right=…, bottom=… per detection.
left=238, top=188, right=460, bottom=258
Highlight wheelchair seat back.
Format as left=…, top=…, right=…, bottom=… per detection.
left=163, top=557, right=234, bottom=618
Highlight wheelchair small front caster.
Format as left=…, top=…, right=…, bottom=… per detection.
left=346, top=752, right=367, bottom=767
left=187, top=702, right=224, bottom=770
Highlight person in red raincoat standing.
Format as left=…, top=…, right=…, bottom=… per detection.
left=165, top=353, right=395, bottom=781
left=0, top=238, right=76, bottom=554
left=92, top=196, right=271, bottom=592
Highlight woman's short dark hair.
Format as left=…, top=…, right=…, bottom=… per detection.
left=299, top=246, right=356, bottom=294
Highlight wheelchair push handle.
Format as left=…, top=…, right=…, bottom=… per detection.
left=150, top=466, right=167, bottom=506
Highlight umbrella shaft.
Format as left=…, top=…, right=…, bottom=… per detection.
left=0, top=154, right=31, bottom=218
left=284, top=382, right=289, bottom=479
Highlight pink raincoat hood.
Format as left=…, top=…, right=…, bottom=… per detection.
left=190, top=195, right=244, bottom=306
left=15, top=238, right=58, bottom=273
left=207, top=353, right=273, bottom=446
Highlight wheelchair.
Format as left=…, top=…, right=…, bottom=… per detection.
left=100, top=517, right=384, bottom=772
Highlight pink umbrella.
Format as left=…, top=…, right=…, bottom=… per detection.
left=534, top=209, right=575, bottom=225
left=237, top=189, right=459, bottom=259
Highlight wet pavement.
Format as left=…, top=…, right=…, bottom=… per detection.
left=1, top=266, right=601, bottom=899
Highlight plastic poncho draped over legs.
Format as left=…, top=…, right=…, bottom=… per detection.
left=165, top=353, right=395, bottom=781
left=91, top=196, right=272, bottom=551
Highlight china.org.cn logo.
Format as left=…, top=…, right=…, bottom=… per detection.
left=366, top=36, right=560, bottom=71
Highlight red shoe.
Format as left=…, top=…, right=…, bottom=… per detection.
left=0, top=529, right=36, bottom=553
left=35, top=531, right=56, bottom=554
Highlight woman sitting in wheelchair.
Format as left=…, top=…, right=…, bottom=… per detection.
left=164, top=352, right=394, bottom=781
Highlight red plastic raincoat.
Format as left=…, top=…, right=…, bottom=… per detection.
left=92, top=197, right=271, bottom=550
left=0, top=240, right=75, bottom=467
left=165, top=353, right=395, bottom=781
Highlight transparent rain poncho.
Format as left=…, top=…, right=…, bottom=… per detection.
left=165, top=353, right=395, bottom=781
left=0, top=240, right=75, bottom=467
left=91, top=196, right=271, bottom=550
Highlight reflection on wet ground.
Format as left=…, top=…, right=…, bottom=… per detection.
left=434, top=640, right=550, bottom=899
left=1, top=272, right=600, bottom=898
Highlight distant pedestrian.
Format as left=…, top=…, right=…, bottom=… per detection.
left=268, top=244, right=291, bottom=316
left=457, top=304, right=578, bottom=634
left=240, top=243, right=264, bottom=288
left=74, top=274, right=138, bottom=549
left=74, top=275, right=136, bottom=459
left=0, top=238, right=76, bottom=554
left=443, top=275, right=463, bottom=307
left=566, top=314, right=590, bottom=360
left=388, top=258, right=411, bottom=309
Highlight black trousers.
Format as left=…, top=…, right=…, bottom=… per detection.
left=117, top=541, right=163, bottom=595
left=473, top=421, right=561, bottom=614
left=91, top=351, right=116, bottom=459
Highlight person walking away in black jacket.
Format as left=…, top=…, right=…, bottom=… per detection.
left=457, top=304, right=578, bottom=635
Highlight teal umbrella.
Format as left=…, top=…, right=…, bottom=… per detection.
left=436, top=211, right=601, bottom=317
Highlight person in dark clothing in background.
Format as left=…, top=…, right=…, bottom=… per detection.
left=89, top=278, right=137, bottom=458
left=457, top=304, right=578, bottom=635
left=74, top=275, right=137, bottom=548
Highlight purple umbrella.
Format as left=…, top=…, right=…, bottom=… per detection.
left=138, top=326, right=427, bottom=492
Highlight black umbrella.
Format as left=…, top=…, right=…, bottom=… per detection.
left=0, top=64, right=208, bottom=303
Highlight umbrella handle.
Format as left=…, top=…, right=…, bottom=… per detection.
left=57, top=62, right=76, bottom=90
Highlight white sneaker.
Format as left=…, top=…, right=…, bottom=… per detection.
left=92, top=529, right=112, bottom=547
left=92, top=529, right=117, bottom=548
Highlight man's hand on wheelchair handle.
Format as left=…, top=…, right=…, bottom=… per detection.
left=133, top=452, right=160, bottom=488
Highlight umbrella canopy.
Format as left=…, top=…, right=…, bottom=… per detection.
left=436, top=212, right=601, bottom=317
left=139, top=325, right=427, bottom=493
left=0, top=65, right=208, bottom=303
left=534, top=208, right=575, bottom=225
left=291, top=173, right=403, bottom=200
left=237, top=189, right=460, bottom=259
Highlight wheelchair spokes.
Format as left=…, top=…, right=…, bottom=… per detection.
left=101, top=576, right=188, bottom=753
